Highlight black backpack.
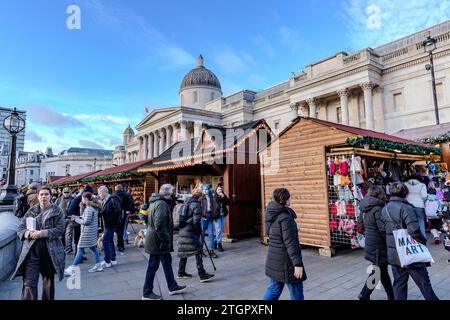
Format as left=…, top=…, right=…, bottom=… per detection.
left=14, top=194, right=29, bottom=218
left=177, top=203, right=191, bottom=229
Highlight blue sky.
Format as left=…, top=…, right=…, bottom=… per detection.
left=0, top=0, right=449, bottom=153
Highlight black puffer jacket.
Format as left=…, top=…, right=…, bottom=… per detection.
left=359, top=196, right=388, bottom=266
left=265, top=201, right=306, bottom=283
left=177, top=196, right=202, bottom=258
left=145, top=194, right=174, bottom=255
left=380, top=196, right=428, bottom=268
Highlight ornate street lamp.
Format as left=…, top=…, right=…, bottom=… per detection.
left=0, top=108, right=25, bottom=205
left=423, top=34, right=440, bottom=124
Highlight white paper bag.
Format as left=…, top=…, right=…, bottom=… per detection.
left=392, top=228, right=434, bottom=267
left=26, top=217, right=36, bottom=231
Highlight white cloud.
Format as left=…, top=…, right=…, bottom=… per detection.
left=342, top=0, right=450, bottom=49
left=73, top=114, right=130, bottom=125
left=214, top=47, right=255, bottom=75
left=81, top=0, right=195, bottom=69
left=25, top=104, right=85, bottom=128
left=252, top=35, right=275, bottom=57
left=26, top=130, right=44, bottom=142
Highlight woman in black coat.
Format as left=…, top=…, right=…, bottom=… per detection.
left=263, top=188, right=306, bottom=300
left=358, top=186, right=394, bottom=300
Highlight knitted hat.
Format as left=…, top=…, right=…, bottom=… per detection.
left=63, top=187, right=70, bottom=192
left=83, top=185, right=94, bottom=193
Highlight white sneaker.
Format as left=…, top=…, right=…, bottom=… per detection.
left=111, top=260, right=118, bottom=266
left=100, top=261, right=112, bottom=268
left=88, top=263, right=104, bottom=273
left=64, top=266, right=76, bottom=276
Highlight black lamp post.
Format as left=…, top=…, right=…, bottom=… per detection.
left=0, top=108, right=26, bottom=205
left=422, top=34, right=440, bottom=125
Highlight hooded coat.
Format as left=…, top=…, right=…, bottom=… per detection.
left=177, top=196, right=203, bottom=258
left=74, top=200, right=101, bottom=249
left=359, top=196, right=388, bottom=265
left=405, top=179, right=427, bottom=208
left=380, top=196, right=428, bottom=268
left=11, top=204, right=66, bottom=281
left=145, top=194, right=174, bottom=255
left=265, top=201, right=306, bottom=284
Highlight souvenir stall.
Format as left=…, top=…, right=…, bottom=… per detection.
left=259, top=117, right=441, bottom=256
left=139, top=119, right=272, bottom=240
left=326, top=142, right=445, bottom=250
left=80, top=160, right=155, bottom=210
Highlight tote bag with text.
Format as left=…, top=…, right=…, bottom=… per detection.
left=385, top=208, right=434, bottom=267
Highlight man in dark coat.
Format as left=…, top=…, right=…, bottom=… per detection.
left=177, top=187, right=214, bottom=282
left=357, top=186, right=394, bottom=300
left=66, top=185, right=93, bottom=255
left=263, top=188, right=306, bottom=300
left=113, top=184, right=136, bottom=252
left=55, top=187, right=74, bottom=250
left=142, top=184, right=186, bottom=300
left=380, top=182, right=438, bottom=300
left=98, top=185, right=122, bottom=268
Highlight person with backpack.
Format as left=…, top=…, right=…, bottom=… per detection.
left=14, top=187, right=29, bottom=218
left=98, top=185, right=122, bottom=268
left=213, top=186, right=230, bottom=252
left=55, top=187, right=74, bottom=250
left=177, top=185, right=215, bottom=282
left=200, top=184, right=219, bottom=258
left=113, top=184, right=135, bottom=252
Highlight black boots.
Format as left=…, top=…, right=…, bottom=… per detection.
left=218, top=243, right=224, bottom=252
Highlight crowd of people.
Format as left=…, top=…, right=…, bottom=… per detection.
left=357, top=175, right=450, bottom=301
left=10, top=175, right=449, bottom=301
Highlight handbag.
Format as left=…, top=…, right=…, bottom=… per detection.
left=385, top=208, right=434, bottom=267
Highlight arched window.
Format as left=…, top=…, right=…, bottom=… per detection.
left=210, top=92, right=215, bottom=101
left=193, top=91, right=198, bottom=104
left=181, top=94, right=184, bottom=105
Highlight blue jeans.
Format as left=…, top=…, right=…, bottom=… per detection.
left=123, top=215, right=129, bottom=241
left=263, top=278, right=304, bottom=300
left=391, top=265, right=439, bottom=300
left=103, top=227, right=116, bottom=263
left=201, top=216, right=214, bottom=250
left=72, top=246, right=101, bottom=265
left=414, top=207, right=426, bottom=238
left=143, top=253, right=178, bottom=296
left=213, top=216, right=225, bottom=244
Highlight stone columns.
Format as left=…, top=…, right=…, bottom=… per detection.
left=306, top=98, right=316, bottom=118
left=159, top=129, right=165, bottom=154
left=166, top=126, right=173, bottom=148
left=143, top=135, right=148, bottom=160
left=173, top=124, right=179, bottom=144
left=289, top=102, right=299, bottom=120
left=154, top=130, right=159, bottom=157
left=360, top=81, right=375, bottom=130
left=194, top=121, right=202, bottom=138
left=148, top=133, right=154, bottom=159
left=181, top=121, right=187, bottom=141
left=337, top=88, right=350, bottom=125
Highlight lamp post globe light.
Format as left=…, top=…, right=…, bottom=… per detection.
left=0, top=108, right=25, bottom=205
left=422, top=34, right=440, bottom=125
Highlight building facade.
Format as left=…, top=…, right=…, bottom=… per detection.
left=40, top=147, right=113, bottom=182
left=16, top=151, right=47, bottom=187
left=115, top=21, right=450, bottom=164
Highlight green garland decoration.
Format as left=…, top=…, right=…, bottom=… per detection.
left=419, top=133, right=450, bottom=145
left=57, top=171, right=145, bottom=186
left=346, top=137, right=441, bottom=156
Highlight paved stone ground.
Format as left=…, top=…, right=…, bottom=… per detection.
left=2, top=223, right=450, bottom=300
